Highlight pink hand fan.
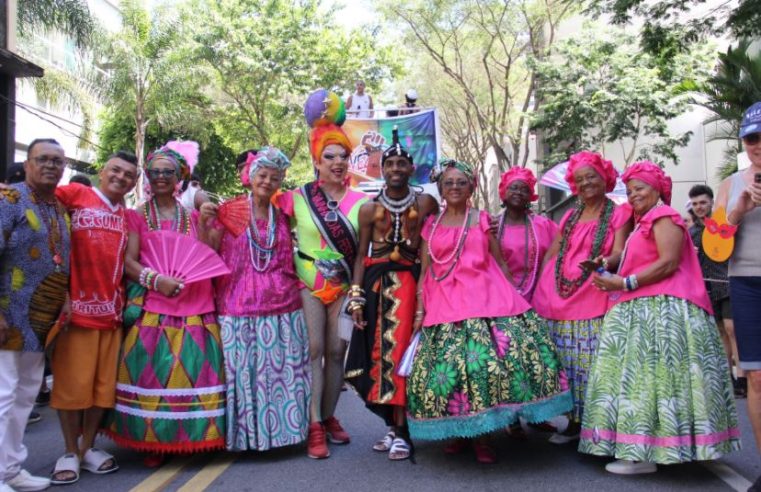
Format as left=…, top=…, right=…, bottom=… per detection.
left=218, top=195, right=251, bottom=237
left=142, top=231, right=230, bottom=284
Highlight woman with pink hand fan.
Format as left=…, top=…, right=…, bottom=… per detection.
left=200, top=147, right=310, bottom=452
left=106, top=141, right=226, bottom=465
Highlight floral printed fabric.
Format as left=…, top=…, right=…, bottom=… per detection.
left=579, top=295, right=741, bottom=464
left=407, top=310, right=572, bottom=440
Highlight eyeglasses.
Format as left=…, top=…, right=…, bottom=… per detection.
left=325, top=200, right=339, bottom=222
left=146, top=168, right=177, bottom=180
left=743, top=133, right=761, bottom=146
left=32, top=156, right=66, bottom=168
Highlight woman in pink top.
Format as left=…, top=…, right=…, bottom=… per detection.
left=496, top=167, right=558, bottom=303
left=532, top=151, right=633, bottom=444
left=202, top=148, right=310, bottom=452
left=106, top=142, right=226, bottom=464
left=579, top=161, right=740, bottom=474
left=408, top=159, right=572, bottom=464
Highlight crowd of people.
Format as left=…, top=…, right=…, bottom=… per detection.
left=0, top=93, right=759, bottom=492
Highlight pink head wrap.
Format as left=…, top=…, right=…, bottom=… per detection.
left=564, top=151, right=618, bottom=195
left=498, top=167, right=538, bottom=202
left=621, top=160, right=673, bottom=205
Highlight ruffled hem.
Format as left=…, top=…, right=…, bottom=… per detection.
left=103, top=431, right=225, bottom=453
left=408, top=390, right=572, bottom=441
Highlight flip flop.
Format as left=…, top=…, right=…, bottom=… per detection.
left=80, top=448, right=119, bottom=475
left=50, top=453, right=80, bottom=485
left=373, top=431, right=395, bottom=452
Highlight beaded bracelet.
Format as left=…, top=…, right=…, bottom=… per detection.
left=152, top=273, right=161, bottom=292
left=139, top=267, right=151, bottom=287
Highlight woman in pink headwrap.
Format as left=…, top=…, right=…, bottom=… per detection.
left=579, top=161, right=739, bottom=474
left=532, top=151, right=633, bottom=443
left=496, top=167, right=558, bottom=303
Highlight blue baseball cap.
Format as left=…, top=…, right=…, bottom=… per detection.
left=740, top=102, right=761, bottom=138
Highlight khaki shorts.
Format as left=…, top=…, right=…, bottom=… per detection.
left=51, top=325, right=121, bottom=410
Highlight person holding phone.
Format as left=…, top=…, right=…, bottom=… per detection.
left=716, top=101, right=761, bottom=492
left=532, top=151, right=633, bottom=444
left=580, top=161, right=739, bottom=474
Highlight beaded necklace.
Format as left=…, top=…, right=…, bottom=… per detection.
left=30, top=189, right=66, bottom=272
left=378, top=188, right=417, bottom=261
left=246, top=194, right=278, bottom=272
left=554, top=198, right=615, bottom=298
left=143, top=198, right=191, bottom=234
left=428, top=207, right=471, bottom=282
left=498, top=211, right=538, bottom=297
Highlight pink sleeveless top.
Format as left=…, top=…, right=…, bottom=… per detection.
left=533, top=203, right=632, bottom=321
left=613, top=205, right=712, bottom=313
left=421, top=210, right=530, bottom=326
left=499, top=214, right=558, bottom=303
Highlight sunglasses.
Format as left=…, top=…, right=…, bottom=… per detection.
left=325, top=200, right=339, bottom=222
left=743, top=133, right=761, bottom=146
left=146, top=168, right=178, bottom=180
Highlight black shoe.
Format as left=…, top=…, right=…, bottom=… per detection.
left=35, top=389, right=51, bottom=407
left=748, top=474, right=761, bottom=492
left=28, top=411, right=42, bottom=424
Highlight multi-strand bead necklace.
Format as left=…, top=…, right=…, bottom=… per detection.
left=428, top=207, right=471, bottom=282
left=246, top=194, right=278, bottom=272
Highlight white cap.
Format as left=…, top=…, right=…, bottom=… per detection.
left=405, top=89, right=418, bottom=101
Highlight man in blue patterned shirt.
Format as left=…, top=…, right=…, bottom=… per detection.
left=0, top=138, right=71, bottom=492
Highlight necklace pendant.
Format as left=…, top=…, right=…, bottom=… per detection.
left=53, top=253, right=63, bottom=266
left=390, top=246, right=401, bottom=262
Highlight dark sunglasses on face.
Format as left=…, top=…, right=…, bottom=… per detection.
left=743, top=133, right=761, bottom=146
left=147, top=168, right=177, bottom=180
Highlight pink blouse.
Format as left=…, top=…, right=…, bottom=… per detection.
left=126, top=209, right=215, bottom=317
left=499, top=214, right=558, bottom=303
left=421, top=210, right=530, bottom=326
left=613, top=205, right=712, bottom=313
left=533, top=204, right=632, bottom=321
left=215, top=210, right=301, bottom=317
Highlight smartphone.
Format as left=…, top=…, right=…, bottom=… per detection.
left=755, top=173, right=761, bottom=184
left=579, top=259, right=600, bottom=272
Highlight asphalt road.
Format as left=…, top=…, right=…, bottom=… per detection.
left=21, top=390, right=760, bottom=492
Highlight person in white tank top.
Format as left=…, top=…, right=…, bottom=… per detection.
left=346, top=80, right=373, bottom=118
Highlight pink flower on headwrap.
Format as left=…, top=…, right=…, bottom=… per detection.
left=564, top=151, right=618, bottom=195
left=499, top=167, right=538, bottom=202
left=622, top=160, right=673, bottom=205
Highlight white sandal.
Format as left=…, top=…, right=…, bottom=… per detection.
left=373, top=431, right=395, bottom=452
left=388, top=437, right=411, bottom=461
left=81, top=448, right=119, bottom=475
left=50, top=453, right=80, bottom=485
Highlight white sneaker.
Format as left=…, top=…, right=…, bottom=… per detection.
left=548, top=432, right=580, bottom=444
left=605, top=459, right=657, bottom=475
left=6, top=470, right=50, bottom=491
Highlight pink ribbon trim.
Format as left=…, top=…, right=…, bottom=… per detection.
left=580, top=427, right=740, bottom=447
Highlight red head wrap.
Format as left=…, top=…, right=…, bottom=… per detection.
left=309, top=124, right=352, bottom=163
left=498, top=167, right=538, bottom=202
left=565, top=151, right=618, bottom=195
left=622, top=160, right=672, bottom=205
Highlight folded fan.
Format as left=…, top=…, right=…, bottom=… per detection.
left=142, top=231, right=230, bottom=284
left=217, top=195, right=250, bottom=237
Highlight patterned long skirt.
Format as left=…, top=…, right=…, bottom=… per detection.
left=220, top=311, right=310, bottom=451
left=545, top=317, right=603, bottom=424
left=407, top=311, right=572, bottom=441
left=107, top=311, right=226, bottom=453
left=579, top=295, right=741, bottom=464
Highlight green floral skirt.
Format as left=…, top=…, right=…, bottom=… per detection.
left=579, top=295, right=741, bottom=464
left=407, top=310, right=572, bottom=440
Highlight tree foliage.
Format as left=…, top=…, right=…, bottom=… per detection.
left=187, top=0, right=398, bottom=183
left=17, top=0, right=96, bottom=48
left=379, top=0, right=574, bottom=210
left=585, top=0, right=761, bottom=54
left=531, top=26, right=712, bottom=167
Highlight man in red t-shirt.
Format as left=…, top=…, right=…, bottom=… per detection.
left=49, top=151, right=138, bottom=485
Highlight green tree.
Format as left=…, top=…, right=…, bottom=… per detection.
left=379, top=0, right=574, bottom=210
left=531, top=26, right=712, bottom=167
left=102, top=0, right=213, bottom=169
left=696, top=41, right=761, bottom=178
left=17, top=0, right=95, bottom=48
left=188, top=0, right=398, bottom=181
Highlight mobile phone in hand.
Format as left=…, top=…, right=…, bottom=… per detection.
left=755, top=173, right=761, bottom=184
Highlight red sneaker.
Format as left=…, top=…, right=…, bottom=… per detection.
left=443, top=438, right=468, bottom=454
left=473, top=442, right=497, bottom=464
left=322, top=416, right=351, bottom=444
left=307, top=423, right=330, bottom=459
